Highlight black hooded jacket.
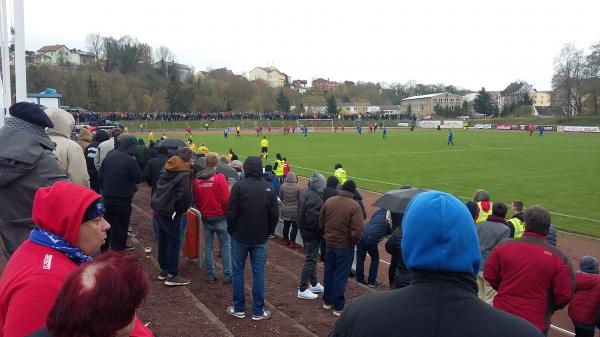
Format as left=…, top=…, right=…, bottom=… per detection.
left=98, top=136, right=142, bottom=199
left=322, top=176, right=339, bottom=203
left=85, top=129, right=110, bottom=191
left=330, top=271, right=542, bottom=337
left=226, top=157, right=279, bottom=244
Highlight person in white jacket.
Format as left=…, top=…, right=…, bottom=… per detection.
left=45, top=107, right=90, bottom=187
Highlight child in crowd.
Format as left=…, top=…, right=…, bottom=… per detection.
left=568, top=256, right=600, bottom=337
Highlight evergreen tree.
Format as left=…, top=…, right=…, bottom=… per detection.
left=326, top=95, right=338, bottom=114
left=521, top=92, right=533, bottom=106
left=276, top=90, right=291, bottom=113
left=473, top=87, right=494, bottom=115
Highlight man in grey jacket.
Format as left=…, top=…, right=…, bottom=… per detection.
left=475, top=201, right=510, bottom=304
left=296, top=172, right=326, bottom=300
left=0, top=102, right=67, bottom=258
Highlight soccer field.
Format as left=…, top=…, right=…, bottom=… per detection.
left=149, top=129, right=600, bottom=237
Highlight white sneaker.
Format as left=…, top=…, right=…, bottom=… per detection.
left=297, top=289, right=318, bottom=300
left=309, top=283, right=324, bottom=293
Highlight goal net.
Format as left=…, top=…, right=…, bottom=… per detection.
left=296, top=119, right=334, bottom=132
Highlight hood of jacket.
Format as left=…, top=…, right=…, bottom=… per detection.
left=243, top=156, right=263, bottom=177
left=78, top=127, right=92, bottom=143
left=94, top=129, right=110, bottom=144
left=308, top=172, right=326, bottom=193
left=196, top=167, right=217, bottom=180
left=116, top=136, right=138, bottom=156
left=45, top=108, right=75, bottom=138
left=284, top=172, right=298, bottom=184
left=32, top=181, right=101, bottom=247
left=326, top=175, right=339, bottom=188
left=402, top=191, right=481, bottom=276
left=165, top=155, right=191, bottom=173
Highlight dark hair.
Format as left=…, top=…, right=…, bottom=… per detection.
left=342, top=179, right=356, bottom=193
left=466, top=201, right=479, bottom=220
left=524, top=206, right=551, bottom=235
left=492, top=202, right=507, bottom=218
left=94, top=129, right=110, bottom=143
left=512, top=201, right=524, bottom=212
left=157, top=146, right=168, bottom=155
left=335, top=163, right=342, bottom=169
left=473, top=189, right=490, bottom=202
left=46, top=251, right=149, bottom=337
left=276, top=153, right=282, bottom=160
left=178, top=147, right=193, bottom=162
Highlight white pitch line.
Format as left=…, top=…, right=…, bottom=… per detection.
left=291, top=164, right=600, bottom=237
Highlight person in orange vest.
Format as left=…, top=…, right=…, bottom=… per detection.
left=473, top=189, right=492, bottom=223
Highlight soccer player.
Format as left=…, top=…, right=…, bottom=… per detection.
left=149, top=130, right=155, bottom=142
left=186, top=126, right=193, bottom=139
left=187, top=139, right=197, bottom=153
left=224, top=128, right=229, bottom=138
left=260, top=136, right=269, bottom=159
left=236, top=125, right=241, bottom=138
left=448, top=130, right=454, bottom=147
left=303, top=126, right=308, bottom=139
left=205, top=122, right=209, bottom=131
left=383, top=127, right=387, bottom=139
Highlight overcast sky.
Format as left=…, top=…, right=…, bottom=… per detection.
left=19, top=0, right=600, bottom=91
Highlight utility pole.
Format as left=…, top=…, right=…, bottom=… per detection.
left=13, top=0, right=26, bottom=102
left=0, top=0, right=12, bottom=127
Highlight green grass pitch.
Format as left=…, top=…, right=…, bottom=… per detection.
left=145, top=129, right=600, bottom=237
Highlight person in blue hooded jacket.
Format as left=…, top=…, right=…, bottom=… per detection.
left=330, top=191, right=542, bottom=337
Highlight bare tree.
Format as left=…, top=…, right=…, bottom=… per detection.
left=552, top=44, right=585, bottom=117
left=154, top=45, right=176, bottom=63
left=85, top=33, right=105, bottom=61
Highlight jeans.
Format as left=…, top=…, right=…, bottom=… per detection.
left=180, top=215, right=188, bottom=246
left=101, top=197, right=132, bottom=252
left=283, top=220, right=298, bottom=242
left=319, top=235, right=327, bottom=261
left=299, top=238, right=320, bottom=291
left=323, top=245, right=354, bottom=311
left=204, top=219, right=232, bottom=280
left=355, top=238, right=380, bottom=285
left=152, top=215, right=160, bottom=239
left=231, top=239, right=267, bottom=316
left=157, top=214, right=183, bottom=276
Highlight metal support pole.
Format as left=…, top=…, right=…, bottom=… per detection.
left=13, top=0, right=26, bottom=102
left=0, top=0, right=12, bottom=127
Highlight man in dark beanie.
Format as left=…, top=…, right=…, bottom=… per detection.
left=98, top=134, right=142, bottom=252
left=319, top=179, right=364, bottom=316
left=0, top=102, right=67, bottom=258
left=226, top=156, right=279, bottom=320
left=485, top=205, right=575, bottom=334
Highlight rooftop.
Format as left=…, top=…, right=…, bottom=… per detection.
left=37, top=44, right=68, bottom=53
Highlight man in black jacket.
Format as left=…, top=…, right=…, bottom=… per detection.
left=150, top=147, right=193, bottom=287
left=85, top=129, right=110, bottom=193
left=98, top=135, right=142, bottom=252
left=320, top=176, right=339, bottom=261
left=143, top=146, right=170, bottom=238
left=297, top=172, right=326, bottom=300
left=330, top=191, right=542, bottom=337
left=226, top=156, right=279, bottom=321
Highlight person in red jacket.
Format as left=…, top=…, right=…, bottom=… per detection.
left=283, top=157, right=291, bottom=178
left=484, top=206, right=575, bottom=335
left=193, top=152, right=232, bottom=284
left=0, top=181, right=154, bottom=337
left=568, top=256, right=600, bottom=337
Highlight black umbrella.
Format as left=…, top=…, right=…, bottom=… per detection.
left=156, top=138, right=187, bottom=157
left=373, top=188, right=428, bottom=213
left=193, top=157, right=239, bottom=180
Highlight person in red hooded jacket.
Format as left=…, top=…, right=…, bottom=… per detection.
left=568, top=256, right=600, bottom=337
left=473, top=189, right=492, bottom=223
left=0, top=181, right=154, bottom=337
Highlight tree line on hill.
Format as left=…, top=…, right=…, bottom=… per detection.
left=24, top=33, right=471, bottom=114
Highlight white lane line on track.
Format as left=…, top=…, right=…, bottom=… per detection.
left=291, top=164, right=600, bottom=232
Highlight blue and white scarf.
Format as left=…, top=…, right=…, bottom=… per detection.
left=29, top=228, right=92, bottom=265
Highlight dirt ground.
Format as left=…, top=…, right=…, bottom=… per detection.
left=0, top=180, right=596, bottom=337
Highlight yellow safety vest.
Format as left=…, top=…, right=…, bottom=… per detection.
left=508, top=218, right=525, bottom=238
left=334, top=168, right=347, bottom=184
left=275, top=159, right=284, bottom=177
left=475, top=201, right=492, bottom=223
left=261, top=139, right=269, bottom=147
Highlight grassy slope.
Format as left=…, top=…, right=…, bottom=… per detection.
left=144, top=129, right=600, bottom=237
